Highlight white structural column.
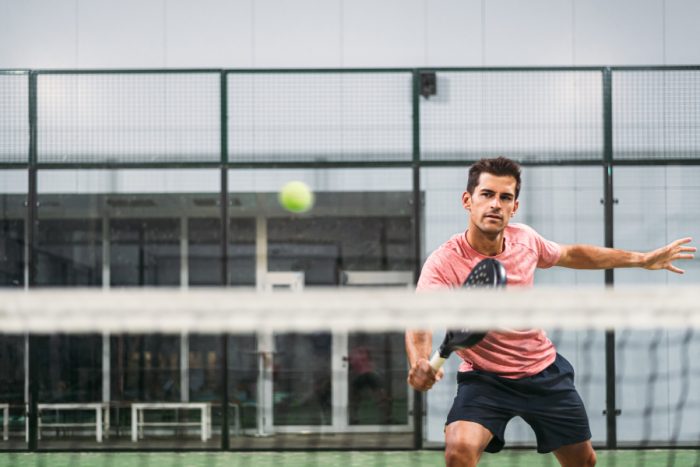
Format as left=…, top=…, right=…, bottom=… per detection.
left=180, top=216, right=189, bottom=402
left=181, top=332, right=189, bottom=402
left=254, top=214, right=274, bottom=435
left=256, top=332, right=274, bottom=436
left=102, top=334, right=110, bottom=401
left=180, top=216, right=188, bottom=288
left=102, top=215, right=110, bottom=289
left=255, top=214, right=267, bottom=292
left=332, top=332, right=349, bottom=430
left=23, top=218, right=28, bottom=290
left=101, top=215, right=111, bottom=406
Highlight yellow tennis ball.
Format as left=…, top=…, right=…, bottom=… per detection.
left=279, top=181, right=314, bottom=213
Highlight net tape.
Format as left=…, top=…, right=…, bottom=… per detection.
left=1, top=287, right=699, bottom=334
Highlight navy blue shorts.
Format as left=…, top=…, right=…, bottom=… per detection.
left=445, top=353, right=591, bottom=454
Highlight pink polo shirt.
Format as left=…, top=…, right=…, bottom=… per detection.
left=416, top=223, right=561, bottom=379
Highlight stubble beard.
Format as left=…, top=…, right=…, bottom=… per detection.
left=474, top=219, right=504, bottom=241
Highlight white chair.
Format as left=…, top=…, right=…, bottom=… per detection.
left=131, top=402, right=212, bottom=442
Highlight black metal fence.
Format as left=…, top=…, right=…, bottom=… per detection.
left=1, top=67, right=699, bottom=452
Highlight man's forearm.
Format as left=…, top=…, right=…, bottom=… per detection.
left=405, top=330, right=432, bottom=367
left=558, top=244, right=646, bottom=270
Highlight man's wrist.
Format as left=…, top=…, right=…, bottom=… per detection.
left=637, top=251, right=649, bottom=268
left=410, top=356, right=429, bottom=367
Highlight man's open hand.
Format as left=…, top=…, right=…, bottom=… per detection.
left=643, top=237, right=696, bottom=274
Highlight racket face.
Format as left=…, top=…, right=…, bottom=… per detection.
left=438, top=259, right=507, bottom=357
left=463, top=258, right=507, bottom=288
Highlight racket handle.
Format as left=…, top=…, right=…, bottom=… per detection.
left=429, top=351, right=446, bottom=371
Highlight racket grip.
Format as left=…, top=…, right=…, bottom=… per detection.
left=429, top=351, right=446, bottom=371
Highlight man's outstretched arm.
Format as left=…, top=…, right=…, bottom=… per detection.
left=556, top=237, right=696, bottom=274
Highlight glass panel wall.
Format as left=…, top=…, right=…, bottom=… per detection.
left=110, top=218, right=179, bottom=286
left=0, top=171, right=25, bottom=287
left=614, top=166, right=700, bottom=445
left=34, top=169, right=222, bottom=448
left=611, top=70, right=700, bottom=446
left=347, top=333, right=408, bottom=426
left=0, top=170, right=27, bottom=449
left=227, top=168, right=414, bottom=447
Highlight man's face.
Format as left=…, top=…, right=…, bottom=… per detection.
left=462, top=173, right=519, bottom=236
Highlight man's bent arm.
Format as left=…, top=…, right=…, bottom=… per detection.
left=557, top=237, right=695, bottom=273
left=406, top=329, right=442, bottom=391
left=406, top=329, right=432, bottom=368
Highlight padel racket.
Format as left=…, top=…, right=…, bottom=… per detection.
left=429, top=258, right=507, bottom=371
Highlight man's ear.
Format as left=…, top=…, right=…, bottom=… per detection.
left=512, top=199, right=519, bottom=216
left=462, top=191, right=472, bottom=212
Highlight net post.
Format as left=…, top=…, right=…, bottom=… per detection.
left=27, top=335, right=39, bottom=451
left=411, top=68, right=424, bottom=450
left=26, top=70, right=39, bottom=451
left=602, top=66, right=618, bottom=449
left=220, top=70, right=231, bottom=450
left=411, top=68, right=423, bottom=289
left=221, top=332, right=230, bottom=450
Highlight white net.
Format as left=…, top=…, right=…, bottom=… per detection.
left=2, top=287, right=699, bottom=333
left=0, top=287, right=698, bottom=466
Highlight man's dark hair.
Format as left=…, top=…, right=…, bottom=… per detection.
left=466, top=157, right=522, bottom=199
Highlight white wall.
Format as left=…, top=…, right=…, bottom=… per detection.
left=1, top=0, right=699, bottom=69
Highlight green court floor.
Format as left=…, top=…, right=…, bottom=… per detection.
left=0, top=450, right=698, bottom=466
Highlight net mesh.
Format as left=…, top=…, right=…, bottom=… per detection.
left=0, top=288, right=698, bottom=466
left=37, top=73, right=220, bottom=164
left=420, top=71, right=603, bottom=163
left=613, top=69, right=700, bottom=161
left=227, top=72, right=413, bottom=163
left=0, top=73, right=29, bottom=164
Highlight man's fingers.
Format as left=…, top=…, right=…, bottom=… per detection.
left=644, top=239, right=694, bottom=272
left=408, top=363, right=438, bottom=392
left=672, top=237, right=693, bottom=247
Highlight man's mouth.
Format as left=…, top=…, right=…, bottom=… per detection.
left=484, top=214, right=502, bottom=220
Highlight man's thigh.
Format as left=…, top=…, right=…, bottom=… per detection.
left=446, top=377, right=517, bottom=453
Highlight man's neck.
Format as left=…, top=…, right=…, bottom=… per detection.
left=465, top=227, right=505, bottom=256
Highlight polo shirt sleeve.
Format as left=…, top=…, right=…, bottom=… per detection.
left=532, top=229, right=562, bottom=269
left=416, top=250, right=454, bottom=292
